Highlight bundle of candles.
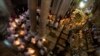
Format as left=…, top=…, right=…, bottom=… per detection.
left=6, top=11, right=47, bottom=56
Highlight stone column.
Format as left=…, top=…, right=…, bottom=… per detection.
left=4, top=0, right=16, bottom=17
left=0, top=0, right=9, bottom=36
left=57, top=0, right=72, bottom=17
left=28, top=0, right=37, bottom=35
left=51, top=0, right=61, bottom=15
left=39, top=0, right=52, bottom=37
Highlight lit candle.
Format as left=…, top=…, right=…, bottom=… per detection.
left=19, top=30, right=25, bottom=36
left=31, top=38, right=36, bottom=44
left=27, top=48, right=35, bottom=54
left=13, top=38, right=21, bottom=45
left=42, top=38, right=46, bottom=42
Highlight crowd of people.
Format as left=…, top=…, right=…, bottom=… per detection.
left=4, top=11, right=47, bottom=56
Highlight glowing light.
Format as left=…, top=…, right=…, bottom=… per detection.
left=27, top=48, right=35, bottom=54
left=79, top=2, right=85, bottom=8
left=10, top=22, right=17, bottom=28
left=14, top=34, right=19, bottom=37
left=19, top=30, right=25, bottom=36
left=42, top=38, right=46, bottom=42
left=13, top=38, right=21, bottom=45
left=31, top=38, right=36, bottom=44
left=36, top=8, right=40, bottom=13
left=15, top=19, right=20, bottom=23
